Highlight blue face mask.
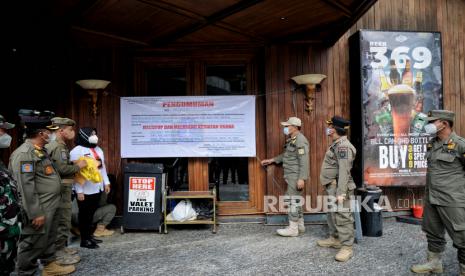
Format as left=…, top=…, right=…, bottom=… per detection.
left=0, top=133, right=12, bottom=148
left=283, top=127, right=290, bottom=135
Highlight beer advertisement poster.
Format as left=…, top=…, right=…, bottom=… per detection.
left=353, top=30, right=443, bottom=186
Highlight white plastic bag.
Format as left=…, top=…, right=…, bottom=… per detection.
left=171, top=200, right=197, bottom=222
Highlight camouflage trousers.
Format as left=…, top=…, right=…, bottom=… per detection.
left=1, top=235, right=19, bottom=276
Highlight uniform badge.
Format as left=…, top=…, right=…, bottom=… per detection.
left=34, top=149, right=44, bottom=158
left=60, top=150, right=68, bottom=161
left=21, top=162, right=34, bottom=173
left=298, top=148, right=305, bottom=155
left=447, top=142, right=456, bottom=150
left=338, top=147, right=348, bottom=159
left=427, top=143, right=432, bottom=149
left=44, top=165, right=54, bottom=175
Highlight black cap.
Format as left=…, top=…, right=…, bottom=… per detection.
left=18, top=109, right=58, bottom=131
left=326, top=116, right=350, bottom=129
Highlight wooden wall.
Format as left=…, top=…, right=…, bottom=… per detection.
left=3, top=0, right=464, bottom=215
left=264, top=0, right=465, bottom=211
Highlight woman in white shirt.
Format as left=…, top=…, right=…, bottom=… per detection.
left=70, top=127, right=110, bottom=249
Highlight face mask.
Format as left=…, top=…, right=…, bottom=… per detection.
left=326, top=127, right=333, bottom=136
left=49, top=133, right=57, bottom=142
left=88, top=135, right=99, bottom=144
left=283, top=127, right=289, bottom=136
left=43, top=136, right=51, bottom=143
left=424, top=123, right=440, bottom=135
left=424, top=123, right=436, bottom=134
left=0, top=133, right=12, bottom=148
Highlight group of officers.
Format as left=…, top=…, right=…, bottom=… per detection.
left=2, top=108, right=465, bottom=275
left=0, top=111, right=112, bottom=276
left=262, top=110, right=465, bottom=275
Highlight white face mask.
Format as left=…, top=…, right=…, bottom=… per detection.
left=49, top=133, right=57, bottom=142
left=42, top=132, right=52, bottom=144
left=0, top=133, right=12, bottom=148
left=424, top=123, right=438, bottom=135
left=326, top=127, right=334, bottom=136
left=283, top=127, right=289, bottom=136
left=88, top=135, right=99, bottom=144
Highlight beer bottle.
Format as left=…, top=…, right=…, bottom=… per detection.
left=389, top=59, right=400, bottom=85
left=375, top=107, right=393, bottom=135
left=379, top=67, right=391, bottom=95
left=402, top=59, right=413, bottom=86
left=411, top=111, right=427, bottom=134
left=414, top=71, right=424, bottom=113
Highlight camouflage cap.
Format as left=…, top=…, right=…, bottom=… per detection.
left=426, top=110, right=455, bottom=122
left=281, top=117, right=302, bottom=127
left=51, top=117, right=76, bottom=127
left=0, top=114, right=15, bottom=129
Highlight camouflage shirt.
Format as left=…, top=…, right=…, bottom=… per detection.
left=0, top=160, right=20, bottom=256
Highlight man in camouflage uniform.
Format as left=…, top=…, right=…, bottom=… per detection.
left=0, top=114, right=20, bottom=276
left=317, top=116, right=356, bottom=262
left=411, top=110, right=465, bottom=275
left=9, top=111, right=75, bottom=276
left=261, top=117, right=309, bottom=237
left=46, top=117, right=86, bottom=265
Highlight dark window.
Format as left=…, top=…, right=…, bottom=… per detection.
left=146, top=67, right=186, bottom=96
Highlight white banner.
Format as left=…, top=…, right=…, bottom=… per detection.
left=120, top=96, right=256, bottom=158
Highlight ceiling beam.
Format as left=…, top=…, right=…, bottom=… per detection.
left=149, top=0, right=265, bottom=46
left=274, top=0, right=377, bottom=45
left=137, top=0, right=264, bottom=42
left=320, top=0, right=352, bottom=18
left=71, top=26, right=149, bottom=46
left=326, top=0, right=377, bottom=45
left=271, top=20, right=347, bottom=44
left=65, top=0, right=102, bottom=24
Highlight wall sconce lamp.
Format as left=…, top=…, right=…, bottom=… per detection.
left=75, top=79, right=111, bottom=118
left=291, top=74, right=326, bottom=112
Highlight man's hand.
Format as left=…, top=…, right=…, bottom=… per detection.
left=336, top=195, right=345, bottom=204
left=77, top=193, right=85, bottom=201
left=105, top=185, right=111, bottom=194
left=32, top=216, right=45, bottom=230
left=297, top=179, right=305, bottom=190
left=75, top=159, right=87, bottom=169
left=261, top=159, right=274, bottom=166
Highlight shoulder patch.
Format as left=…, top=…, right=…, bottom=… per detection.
left=338, top=147, right=348, bottom=159
left=298, top=148, right=305, bottom=155
left=21, top=162, right=34, bottom=173
left=61, top=150, right=68, bottom=161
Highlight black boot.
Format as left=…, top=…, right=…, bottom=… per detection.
left=90, top=236, right=103, bottom=244
left=80, top=239, right=99, bottom=249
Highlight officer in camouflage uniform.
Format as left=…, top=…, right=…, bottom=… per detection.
left=411, top=110, right=465, bottom=275
left=9, top=111, right=75, bottom=276
left=317, top=116, right=356, bottom=262
left=261, top=117, right=309, bottom=237
left=0, top=114, right=20, bottom=276
left=46, top=117, right=86, bottom=266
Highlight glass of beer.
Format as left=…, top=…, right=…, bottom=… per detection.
left=388, top=84, right=415, bottom=144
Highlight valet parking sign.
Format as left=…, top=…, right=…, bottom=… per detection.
left=128, top=177, right=156, bottom=213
